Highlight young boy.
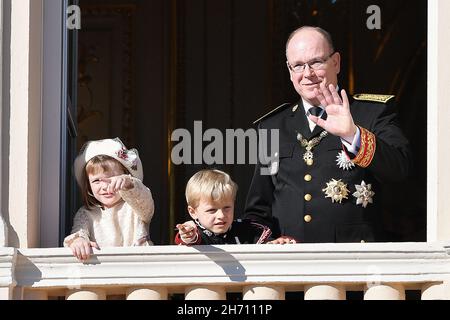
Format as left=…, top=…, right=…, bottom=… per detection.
left=175, top=169, right=297, bottom=245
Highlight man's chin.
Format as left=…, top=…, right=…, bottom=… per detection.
left=301, top=94, right=320, bottom=105
left=300, top=89, right=318, bottom=98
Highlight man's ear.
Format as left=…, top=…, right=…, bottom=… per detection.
left=287, top=63, right=294, bottom=82
left=333, top=52, right=341, bottom=75
left=188, top=206, right=197, bottom=220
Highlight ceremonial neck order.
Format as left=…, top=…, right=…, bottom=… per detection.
left=296, top=130, right=328, bottom=166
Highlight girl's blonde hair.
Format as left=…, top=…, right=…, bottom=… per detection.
left=185, top=169, right=238, bottom=208
left=82, top=155, right=128, bottom=208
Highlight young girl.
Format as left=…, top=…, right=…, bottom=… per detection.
left=64, top=138, right=154, bottom=260
left=175, top=169, right=297, bottom=245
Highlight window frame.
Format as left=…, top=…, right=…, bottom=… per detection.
left=38, top=0, right=444, bottom=246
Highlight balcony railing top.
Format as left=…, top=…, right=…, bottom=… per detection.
left=1, top=242, right=449, bottom=292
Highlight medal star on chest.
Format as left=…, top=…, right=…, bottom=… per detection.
left=353, top=180, right=375, bottom=208
left=336, top=150, right=355, bottom=170
left=322, top=179, right=350, bottom=204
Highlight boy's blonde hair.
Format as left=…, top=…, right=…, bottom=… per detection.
left=185, top=169, right=238, bottom=208
left=82, top=155, right=128, bottom=208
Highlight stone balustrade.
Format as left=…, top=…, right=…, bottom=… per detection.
left=1, top=242, right=449, bottom=300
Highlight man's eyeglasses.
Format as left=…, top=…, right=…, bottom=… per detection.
left=287, top=52, right=336, bottom=74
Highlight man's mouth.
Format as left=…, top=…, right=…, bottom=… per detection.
left=303, top=82, right=321, bottom=87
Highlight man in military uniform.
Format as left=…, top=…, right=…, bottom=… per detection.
left=244, top=26, right=412, bottom=243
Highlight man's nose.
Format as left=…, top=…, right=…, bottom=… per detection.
left=303, top=64, right=313, bottom=77
left=216, top=209, right=225, bottom=218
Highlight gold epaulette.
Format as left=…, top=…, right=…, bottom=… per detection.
left=353, top=94, right=395, bottom=104
left=253, top=103, right=291, bottom=124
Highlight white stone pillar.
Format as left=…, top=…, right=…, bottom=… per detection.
left=185, top=286, right=226, bottom=300
left=66, top=289, right=107, bottom=300
left=243, top=285, right=285, bottom=300
left=8, top=0, right=43, bottom=248
left=364, top=284, right=405, bottom=300
left=126, top=287, right=168, bottom=300
left=422, top=281, right=450, bottom=300
left=304, top=284, right=346, bottom=300
left=0, top=0, right=7, bottom=248
left=428, top=0, right=450, bottom=241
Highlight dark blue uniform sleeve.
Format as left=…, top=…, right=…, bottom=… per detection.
left=351, top=100, right=412, bottom=183
left=244, top=123, right=279, bottom=237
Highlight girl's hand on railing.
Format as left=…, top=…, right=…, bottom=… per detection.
left=69, top=237, right=100, bottom=261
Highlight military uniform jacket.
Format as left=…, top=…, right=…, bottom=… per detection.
left=244, top=95, right=412, bottom=243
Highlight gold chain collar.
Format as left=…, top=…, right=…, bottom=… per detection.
left=296, top=131, right=328, bottom=165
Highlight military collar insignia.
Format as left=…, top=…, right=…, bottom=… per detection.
left=353, top=181, right=375, bottom=208
left=336, top=150, right=355, bottom=171
left=323, top=179, right=350, bottom=204
left=353, top=93, right=395, bottom=104
left=203, top=229, right=213, bottom=237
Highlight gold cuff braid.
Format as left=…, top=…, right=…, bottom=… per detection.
left=352, top=126, right=376, bottom=168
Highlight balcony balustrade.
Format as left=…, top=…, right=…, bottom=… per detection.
left=1, top=242, right=449, bottom=300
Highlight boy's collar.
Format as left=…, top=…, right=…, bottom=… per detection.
left=194, top=219, right=232, bottom=237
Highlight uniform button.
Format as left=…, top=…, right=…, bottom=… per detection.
left=304, top=194, right=312, bottom=201
left=360, top=240, right=366, bottom=243
left=306, top=159, right=314, bottom=166
left=304, top=215, right=312, bottom=223
left=274, top=152, right=278, bottom=157
left=304, top=174, right=312, bottom=182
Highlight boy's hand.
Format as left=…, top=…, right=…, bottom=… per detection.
left=69, top=237, right=100, bottom=261
left=100, top=174, right=134, bottom=194
left=176, top=221, right=198, bottom=244
left=267, top=236, right=297, bottom=244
